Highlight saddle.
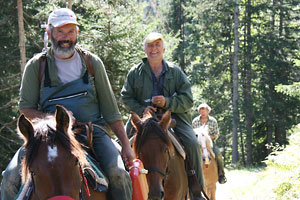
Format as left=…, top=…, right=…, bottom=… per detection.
left=72, top=122, right=109, bottom=191
left=167, top=124, right=205, bottom=199
left=167, top=128, right=204, bottom=199
left=155, top=111, right=205, bottom=199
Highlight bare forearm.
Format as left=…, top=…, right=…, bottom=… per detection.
left=108, top=120, right=131, bottom=148
left=108, top=120, right=134, bottom=161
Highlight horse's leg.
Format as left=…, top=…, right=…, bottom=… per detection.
left=211, top=185, right=216, bottom=200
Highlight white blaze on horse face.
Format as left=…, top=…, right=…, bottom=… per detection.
left=48, top=145, right=58, bottom=162
left=194, top=127, right=210, bottom=158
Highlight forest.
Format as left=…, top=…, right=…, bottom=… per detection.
left=0, top=0, right=299, bottom=177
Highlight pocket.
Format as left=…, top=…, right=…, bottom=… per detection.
left=48, top=91, right=88, bottom=102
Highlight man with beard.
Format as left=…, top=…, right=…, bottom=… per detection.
left=0, top=8, right=134, bottom=200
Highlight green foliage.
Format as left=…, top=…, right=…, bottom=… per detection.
left=0, top=0, right=300, bottom=182
left=221, top=126, right=300, bottom=199
left=0, top=0, right=23, bottom=173
left=0, top=0, right=180, bottom=178
left=264, top=127, right=300, bottom=199
left=181, top=0, right=300, bottom=165
left=275, top=82, right=300, bottom=98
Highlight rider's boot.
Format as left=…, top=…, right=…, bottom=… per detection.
left=216, top=154, right=227, bottom=184
left=187, top=169, right=206, bottom=200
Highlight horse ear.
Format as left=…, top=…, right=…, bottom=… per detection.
left=55, top=105, right=71, bottom=133
left=131, top=112, right=142, bottom=131
left=18, top=114, right=34, bottom=143
left=158, top=110, right=171, bottom=131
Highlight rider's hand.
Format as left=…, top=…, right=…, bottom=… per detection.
left=152, top=96, right=166, bottom=107
left=143, top=106, right=157, bottom=116
left=121, top=145, right=135, bottom=163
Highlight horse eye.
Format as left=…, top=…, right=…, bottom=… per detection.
left=75, top=159, right=79, bottom=166
left=30, top=170, right=36, bottom=176
left=164, top=148, right=169, bottom=153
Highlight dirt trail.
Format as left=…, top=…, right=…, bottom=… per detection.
left=215, top=169, right=262, bottom=200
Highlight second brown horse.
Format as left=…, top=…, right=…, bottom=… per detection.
left=131, top=110, right=189, bottom=200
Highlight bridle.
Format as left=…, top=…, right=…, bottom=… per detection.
left=28, top=161, right=90, bottom=200
left=146, top=166, right=169, bottom=186
left=139, top=121, right=172, bottom=185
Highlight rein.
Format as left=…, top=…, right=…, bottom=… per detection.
left=146, top=167, right=168, bottom=177
left=136, top=117, right=172, bottom=186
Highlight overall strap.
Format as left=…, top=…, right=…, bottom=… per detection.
left=44, top=58, right=51, bottom=87
left=38, top=52, right=51, bottom=87
left=39, top=48, right=94, bottom=86
left=77, top=47, right=94, bottom=77
left=39, top=52, right=47, bottom=86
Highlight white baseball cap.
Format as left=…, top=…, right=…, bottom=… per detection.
left=198, top=103, right=211, bottom=112
left=144, top=32, right=164, bottom=44
left=48, top=8, right=79, bottom=27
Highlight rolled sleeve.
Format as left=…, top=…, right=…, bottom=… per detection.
left=19, top=56, right=41, bottom=110
left=91, top=55, right=122, bottom=123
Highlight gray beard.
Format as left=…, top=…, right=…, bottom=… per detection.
left=51, top=37, right=77, bottom=58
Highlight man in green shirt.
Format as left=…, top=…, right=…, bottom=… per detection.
left=1, top=8, right=133, bottom=200
left=192, top=103, right=227, bottom=184
left=121, top=32, right=205, bottom=199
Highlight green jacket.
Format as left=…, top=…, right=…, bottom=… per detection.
left=19, top=46, right=122, bottom=123
left=121, top=58, right=194, bottom=126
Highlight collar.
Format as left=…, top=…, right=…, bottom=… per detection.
left=141, top=58, right=169, bottom=77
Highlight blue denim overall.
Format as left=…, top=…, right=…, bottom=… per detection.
left=40, top=67, right=100, bottom=123
left=1, top=63, right=132, bottom=200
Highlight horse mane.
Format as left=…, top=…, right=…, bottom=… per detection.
left=21, top=116, right=88, bottom=182
left=133, top=117, right=171, bottom=155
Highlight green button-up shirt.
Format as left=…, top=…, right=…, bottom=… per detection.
left=192, top=115, right=220, bottom=140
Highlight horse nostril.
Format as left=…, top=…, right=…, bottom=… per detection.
left=160, top=191, right=164, bottom=199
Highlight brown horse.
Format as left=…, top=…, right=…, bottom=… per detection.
left=195, top=127, right=218, bottom=200
left=17, top=105, right=106, bottom=200
left=131, top=110, right=189, bottom=200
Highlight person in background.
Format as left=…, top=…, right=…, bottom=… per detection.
left=121, top=32, right=205, bottom=199
left=0, top=8, right=134, bottom=200
left=192, top=103, right=227, bottom=184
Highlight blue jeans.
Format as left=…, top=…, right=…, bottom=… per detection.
left=0, top=126, right=132, bottom=200
left=92, top=125, right=132, bottom=200
left=1, top=148, right=24, bottom=200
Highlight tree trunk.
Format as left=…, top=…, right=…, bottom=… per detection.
left=179, top=0, right=185, bottom=72
left=232, top=0, right=240, bottom=164
left=68, top=0, right=72, bottom=9
left=244, top=0, right=253, bottom=166
left=17, top=0, right=26, bottom=73
left=267, top=119, right=273, bottom=154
